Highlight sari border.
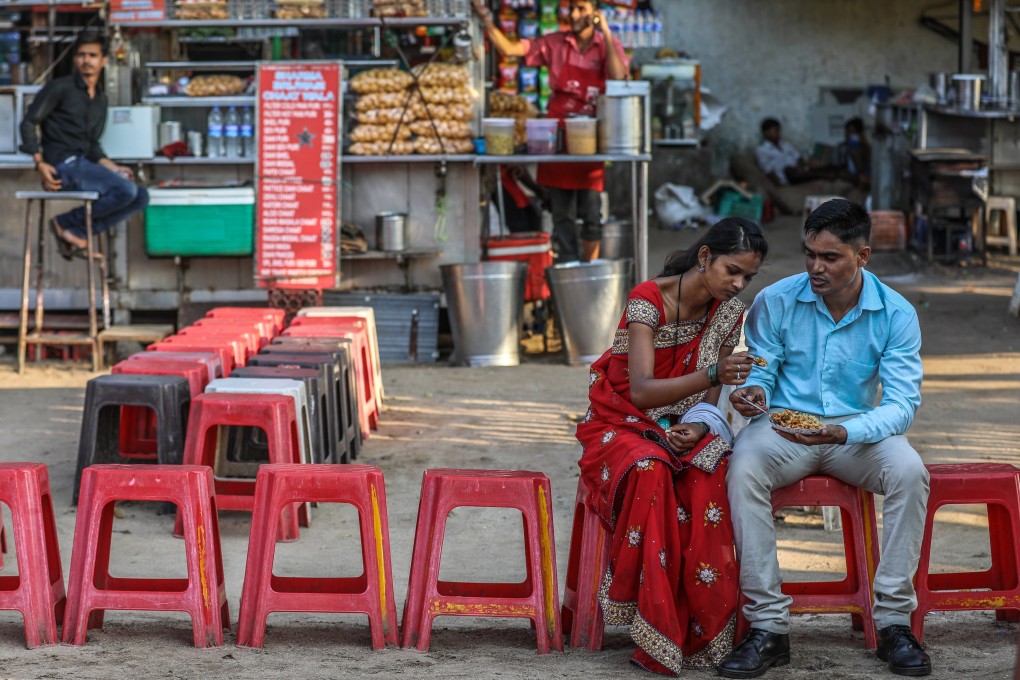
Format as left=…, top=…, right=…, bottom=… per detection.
left=631, top=612, right=684, bottom=675
left=597, top=567, right=638, bottom=626
left=689, top=436, right=729, bottom=474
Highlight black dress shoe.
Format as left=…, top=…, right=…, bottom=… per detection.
left=876, top=625, right=932, bottom=676
left=717, top=628, right=790, bottom=678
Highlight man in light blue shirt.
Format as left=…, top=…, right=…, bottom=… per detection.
left=718, top=199, right=930, bottom=678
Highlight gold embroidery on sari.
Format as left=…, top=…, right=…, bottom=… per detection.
left=631, top=612, right=684, bottom=674
left=598, top=568, right=637, bottom=625
left=690, top=437, right=729, bottom=474
left=682, top=615, right=736, bottom=669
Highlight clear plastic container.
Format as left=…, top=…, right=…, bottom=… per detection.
left=483, top=117, right=516, bottom=156
left=526, top=118, right=558, bottom=155
left=565, top=117, right=597, bottom=155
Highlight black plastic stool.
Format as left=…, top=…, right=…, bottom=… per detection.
left=229, top=366, right=336, bottom=465
left=262, top=340, right=362, bottom=461
left=73, top=374, right=191, bottom=504
left=249, top=350, right=361, bottom=463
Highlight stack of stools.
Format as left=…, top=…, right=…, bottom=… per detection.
left=734, top=475, right=881, bottom=649
left=177, top=392, right=307, bottom=541
left=63, top=464, right=229, bottom=647
left=282, top=316, right=381, bottom=435
left=400, top=469, right=563, bottom=653
left=912, top=463, right=1020, bottom=642
left=250, top=343, right=361, bottom=463
left=72, top=374, right=192, bottom=504
left=235, top=463, right=398, bottom=649
left=0, top=463, right=66, bottom=648
left=295, top=306, right=385, bottom=403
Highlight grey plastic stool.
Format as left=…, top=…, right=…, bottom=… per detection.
left=15, top=190, right=107, bottom=373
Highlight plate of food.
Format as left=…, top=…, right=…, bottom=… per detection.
left=751, top=355, right=768, bottom=367
left=769, top=409, right=824, bottom=435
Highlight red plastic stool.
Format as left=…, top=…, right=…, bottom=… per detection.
left=561, top=476, right=611, bottom=650
left=147, top=340, right=238, bottom=374
left=735, top=475, right=880, bottom=650
left=61, top=464, right=229, bottom=647
left=283, top=322, right=378, bottom=431
left=176, top=326, right=262, bottom=356
left=112, top=359, right=210, bottom=460
left=400, top=469, right=563, bottom=653
left=911, top=463, right=1020, bottom=643
left=236, top=464, right=398, bottom=649
left=206, top=307, right=286, bottom=336
left=0, top=463, right=65, bottom=647
left=177, top=393, right=306, bottom=541
left=128, top=350, right=224, bottom=379
left=291, top=313, right=384, bottom=414
left=193, top=318, right=272, bottom=347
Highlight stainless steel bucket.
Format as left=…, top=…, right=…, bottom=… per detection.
left=600, top=219, right=633, bottom=260
left=597, top=94, right=642, bottom=154
left=441, top=261, right=528, bottom=367
left=376, top=212, right=407, bottom=252
left=547, top=259, right=632, bottom=365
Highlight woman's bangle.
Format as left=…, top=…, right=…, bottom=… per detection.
left=707, top=363, right=720, bottom=387
left=694, top=421, right=710, bottom=438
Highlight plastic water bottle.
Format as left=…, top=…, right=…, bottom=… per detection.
left=651, top=11, right=663, bottom=48
left=206, top=106, right=223, bottom=158
left=224, top=106, right=241, bottom=158
left=241, top=106, right=255, bottom=158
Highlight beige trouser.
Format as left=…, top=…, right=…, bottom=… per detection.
left=727, top=413, right=929, bottom=633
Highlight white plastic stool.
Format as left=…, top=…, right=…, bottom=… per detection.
left=985, top=196, right=1018, bottom=256
left=297, top=306, right=385, bottom=403
left=15, top=190, right=106, bottom=373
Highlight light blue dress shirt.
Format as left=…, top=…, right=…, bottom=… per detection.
left=743, top=270, right=922, bottom=445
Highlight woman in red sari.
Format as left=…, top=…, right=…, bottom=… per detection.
left=576, top=217, right=768, bottom=676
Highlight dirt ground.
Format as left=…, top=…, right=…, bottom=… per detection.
left=1, top=215, right=1019, bottom=679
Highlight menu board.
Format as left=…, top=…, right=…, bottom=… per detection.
left=255, top=62, right=341, bottom=288
left=109, top=0, right=166, bottom=22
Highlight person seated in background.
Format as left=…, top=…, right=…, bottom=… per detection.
left=837, top=117, right=871, bottom=191
left=755, top=118, right=834, bottom=187
left=494, top=165, right=547, bottom=234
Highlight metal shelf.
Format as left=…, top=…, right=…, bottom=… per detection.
left=116, top=16, right=465, bottom=28
left=343, top=154, right=475, bottom=164
left=473, top=153, right=652, bottom=164
left=0, top=0, right=97, bottom=6
left=119, top=156, right=255, bottom=165
left=141, top=95, right=255, bottom=107
left=340, top=248, right=441, bottom=260
left=144, top=61, right=257, bottom=70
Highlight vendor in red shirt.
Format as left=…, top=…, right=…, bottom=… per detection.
left=473, top=0, right=629, bottom=262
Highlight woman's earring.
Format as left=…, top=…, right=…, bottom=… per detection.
left=698, top=264, right=705, bottom=273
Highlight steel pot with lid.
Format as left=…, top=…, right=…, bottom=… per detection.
left=597, top=80, right=650, bottom=155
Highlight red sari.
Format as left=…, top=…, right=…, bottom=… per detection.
left=576, top=279, right=744, bottom=676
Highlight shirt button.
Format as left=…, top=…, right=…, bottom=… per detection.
left=824, top=401, right=830, bottom=407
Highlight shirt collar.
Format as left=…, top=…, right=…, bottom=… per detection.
left=72, top=70, right=104, bottom=94
left=565, top=30, right=604, bottom=54
left=795, top=269, right=884, bottom=311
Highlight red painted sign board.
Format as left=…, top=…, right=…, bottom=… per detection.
left=255, top=62, right=341, bottom=288
left=109, top=0, right=166, bottom=23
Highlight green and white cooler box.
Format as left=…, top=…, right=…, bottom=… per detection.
left=144, top=186, right=255, bottom=257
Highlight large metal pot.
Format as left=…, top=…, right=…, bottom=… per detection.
left=597, top=80, right=650, bottom=155
left=952, top=74, right=985, bottom=111
left=547, top=259, right=632, bottom=365
left=375, top=212, right=407, bottom=252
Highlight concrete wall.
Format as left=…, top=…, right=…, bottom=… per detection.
left=660, top=0, right=959, bottom=172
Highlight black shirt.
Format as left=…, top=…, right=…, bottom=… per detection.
left=20, top=71, right=108, bottom=167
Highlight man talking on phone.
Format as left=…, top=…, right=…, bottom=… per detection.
left=472, top=0, right=628, bottom=263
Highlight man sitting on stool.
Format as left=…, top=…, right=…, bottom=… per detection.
left=19, top=30, right=148, bottom=261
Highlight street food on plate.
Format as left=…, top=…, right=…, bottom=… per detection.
left=751, top=355, right=767, bottom=367
left=769, top=409, right=823, bottom=431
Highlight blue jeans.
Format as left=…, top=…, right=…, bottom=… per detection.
left=54, top=157, right=149, bottom=239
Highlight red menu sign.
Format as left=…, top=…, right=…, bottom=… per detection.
left=255, top=62, right=341, bottom=288
left=109, top=0, right=166, bottom=23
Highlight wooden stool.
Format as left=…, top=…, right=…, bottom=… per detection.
left=96, top=324, right=174, bottom=371
left=985, top=196, right=1018, bottom=256
left=15, top=190, right=106, bottom=373
left=400, top=469, right=563, bottom=653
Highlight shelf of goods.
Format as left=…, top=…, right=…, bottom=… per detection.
left=347, top=63, right=476, bottom=157
left=115, top=17, right=468, bottom=27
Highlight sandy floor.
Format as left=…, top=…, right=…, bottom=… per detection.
left=0, top=216, right=1018, bottom=679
